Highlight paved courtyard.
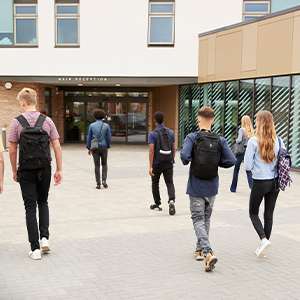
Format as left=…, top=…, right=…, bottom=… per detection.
left=0, top=144, right=299, bottom=300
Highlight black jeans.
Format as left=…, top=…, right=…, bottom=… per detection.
left=92, top=146, right=108, bottom=184
left=151, top=163, right=175, bottom=205
left=19, top=166, right=51, bottom=251
left=249, top=178, right=279, bottom=240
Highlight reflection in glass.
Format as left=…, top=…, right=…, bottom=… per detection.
left=150, top=17, right=173, bottom=43
left=272, top=76, right=290, bottom=147
left=65, top=91, right=85, bottom=96
left=128, top=103, right=147, bottom=143
left=290, top=76, right=300, bottom=167
left=151, top=4, right=173, bottom=13
left=239, top=79, right=254, bottom=126
left=65, top=102, right=85, bottom=141
left=225, top=81, right=238, bottom=148
left=179, top=86, right=189, bottom=148
left=211, top=82, right=224, bottom=135
left=16, top=6, right=36, bottom=14
left=0, top=0, right=13, bottom=45
left=16, top=19, right=36, bottom=44
left=57, top=6, right=78, bottom=14
left=86, top=102, right=105, bottom=141
left=200, top=83, right=211, bottom=108
left=190, top=85, right=200, bottom=134
left=127, top=92, right=148, bottom=97
left=57, top=18, right=78, bottom=44
left=255, top=78, right=271, bottom=122
left=245, top=3, right=268, bottom=12
left=107, top=103, right=127, bottom=142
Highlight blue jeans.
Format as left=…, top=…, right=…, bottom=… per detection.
left=230, top=149, right=252, bottom=192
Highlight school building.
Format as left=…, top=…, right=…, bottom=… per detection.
left=1, top=0, right=300, bottom=168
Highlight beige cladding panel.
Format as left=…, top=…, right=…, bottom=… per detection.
left=215, top=31, right=243, bottom=81
left=292, top=16, right=300, bottom=73
left=241, top=23, right=258, bottom=72
left=198, top=39, right=208, bottom=82
left=256, top=17, right=293, bottom=76
left=207, top=35, right=216, bottom=76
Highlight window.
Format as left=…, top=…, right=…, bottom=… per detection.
left=0, top=0, right=37, bottom=46
left=45, top=88, right=52, bottom=117
left=55, top=0, right=79, bottom=46
left=148, top=1, right=175, bottom=46
left=243, top=1, right=270, bottom=21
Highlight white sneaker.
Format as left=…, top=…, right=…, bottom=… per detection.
left=41, top=237, right=51, bottom=252
left=29, top=249, right=41, bottom=260
left=257, top=239, right=271, bottom=258
left=255, top=246, right=266, bottom=258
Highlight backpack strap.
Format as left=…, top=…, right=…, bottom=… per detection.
left=34, top=113, right=46, bottom=127
left=16, top=115, right=30, bottom=128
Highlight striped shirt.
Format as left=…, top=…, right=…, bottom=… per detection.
left=8, top=111, right=60, bottom=143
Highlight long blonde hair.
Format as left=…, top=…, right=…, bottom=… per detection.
left=255, top=111, right=277, bottom=163
left=241, top=115, right=254, bottom=139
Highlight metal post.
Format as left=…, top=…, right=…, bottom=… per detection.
left=1, top=125, right=7, bottom=152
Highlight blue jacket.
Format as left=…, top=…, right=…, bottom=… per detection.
left=87, top=120, right=111, bottom=149
left=180, top=132, right=236, bottom=197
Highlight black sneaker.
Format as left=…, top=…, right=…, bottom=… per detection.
left=169, top=200, right=176, bottom=215
left=150, top=204, right=162, bottom=211
left=96, top=184, right=101, bottom=189
left=102, top=181, right=108, bottom=188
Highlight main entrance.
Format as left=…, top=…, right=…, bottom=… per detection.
left=64, top=91, right=149, bottom=144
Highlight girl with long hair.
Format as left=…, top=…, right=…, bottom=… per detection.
left=244, top=110, right=285, bottom=258
left=229, top=115, right=254, bottom=192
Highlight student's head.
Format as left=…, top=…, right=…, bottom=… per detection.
left=197, top=107, right=214, bottom=130
left=93, top=109, right=106, bottom=120
left=154, top=111, right=164, bottom=125
left=17, top=88, right=37, bottom=107
left=241, top=115, right=254, bottom=139
left=255, top=110, right=276, bottom=163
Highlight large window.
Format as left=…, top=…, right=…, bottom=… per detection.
left=243, top=1, right=270, bottom=21
left=55, top=0, right=79, bottom=46
left=0, top=0, right=37, bottom=46
left=148, top=1, right=175, bottom=46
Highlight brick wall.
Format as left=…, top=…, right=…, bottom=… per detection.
left=0, top=82, right=64, bottom=146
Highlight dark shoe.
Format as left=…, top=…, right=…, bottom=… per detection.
left=169, top=200, right=176, bottom=215
left=102, top=181, right=108, bottom=188
left=96, top=184, right=101, bottom=189
left=150, top=204, right=162, bottom=211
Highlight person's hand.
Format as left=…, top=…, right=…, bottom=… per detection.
left=149, top=168, right=154, bottom=176
left=88, top=150, right=92, bottom=156
left=0, top=182, right=3, bottom=194
left=54, top=171, right=63, bottom=186
left=13, top=171, right=18, bottom=182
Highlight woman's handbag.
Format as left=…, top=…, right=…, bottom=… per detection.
left=90, top=122, right=104, bottom=151
left=232, top=131, right=245, bottom=156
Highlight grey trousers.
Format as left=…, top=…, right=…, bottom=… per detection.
left=189, top=195, right=216, bottom=256
left=92, top=146, right=108, bottom=184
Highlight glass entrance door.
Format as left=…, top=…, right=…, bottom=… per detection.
left=107, top=102, right=127, bottom=142
left=65, top=101, right=85, bottom=142
left=127, top=102, right=147, bottom=143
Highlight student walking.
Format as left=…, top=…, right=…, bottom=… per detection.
left=180, top=107, right=236, bottom=271
left=86, top=109, right=111, bottom=189
left=148, top=111, right=176, bottom=215
left=0, top=135, right=4, bottom=194
left=229, top=115, right=254, bottom=192
left=8, top=88, right=62, bottom=260
left=244, top=110, right=283, bottom=259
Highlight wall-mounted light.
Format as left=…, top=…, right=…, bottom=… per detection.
left=5, top=82, right=12, bottom=90
left=78, top=83, right=83, bottom=86
left=116, top=83, right=120, bottom=87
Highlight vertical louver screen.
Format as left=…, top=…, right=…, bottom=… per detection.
left=211, top=82, right=224, bottom=135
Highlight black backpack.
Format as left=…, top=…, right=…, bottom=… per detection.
left=191, top=131, right=221, bottom=179
left=16, top=114, right=51, bottom=170
left=154, top=127, right=174, bottom=162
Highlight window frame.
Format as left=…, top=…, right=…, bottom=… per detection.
left=243, top=1, right=270, bottom=21
left=13, top=3, right=38, bottom=46
left=55, top=3, right=80, bottom=47
left=148, top=1, right=175, bottom=46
